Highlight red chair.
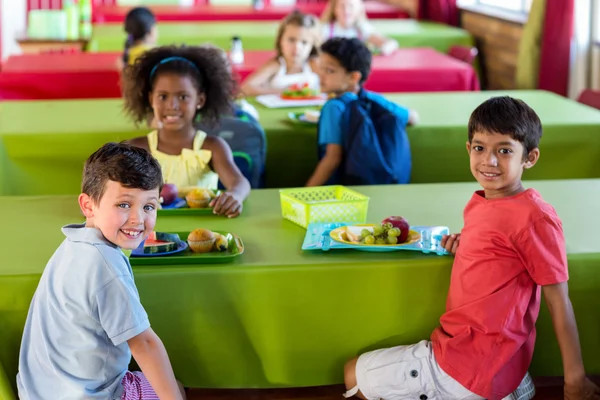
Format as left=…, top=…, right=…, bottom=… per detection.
left=448, top=45, right=478, bottom=65
left=577, top=89, right=600, bottom=110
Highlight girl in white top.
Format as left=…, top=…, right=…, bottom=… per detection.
left=240, top=11, right=321, bottom=97
left=321, top=0, right=398, bottom=56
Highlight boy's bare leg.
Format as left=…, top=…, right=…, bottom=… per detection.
left=344, top=357, right=367, bottom=399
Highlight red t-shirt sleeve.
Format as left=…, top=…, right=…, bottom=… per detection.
left=513, top=216, right=569, bottom=286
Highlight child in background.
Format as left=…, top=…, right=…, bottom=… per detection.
left=343, top=97, right=600, bottom=400
left=307, top=38, right=417, bottom=187
left=17, top=143, right=185, bottom=400
left=123, top=45, right=251, bottom=218
left=240, top=11, right=321, bottom=97
left=321, top=0, right=398, bottom=56
left=123, top=7, right=158, bottom=66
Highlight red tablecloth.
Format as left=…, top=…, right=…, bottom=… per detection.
left=92, top=2, right=409, bottom=23
left=0, top=53, right=122, bottom=100
left=0, top=48, right=478, bottom=101
left=234, top=48, right=480, bottom=93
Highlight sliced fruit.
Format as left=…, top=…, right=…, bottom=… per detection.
left=143, top=239, right=178, bottom=254
left=148, top=232, right=181, bottom=243
left=213, top=233, right=228, bottom=252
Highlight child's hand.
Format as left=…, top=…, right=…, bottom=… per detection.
left=210, top=191, right=243, bottom=218
left=441, top=233, right=461, bottom=255
left=565, top=377, right=600, bottom=400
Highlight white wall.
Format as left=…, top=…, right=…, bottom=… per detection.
left=1, top=0, right=27, bottom=60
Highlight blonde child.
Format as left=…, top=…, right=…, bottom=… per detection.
left=240, top=11, right=321, bottom=97
left=321, top=0, right=398, bottom=56
left=123, top=45, right=251, bottom=218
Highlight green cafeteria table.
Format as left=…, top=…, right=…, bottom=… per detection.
left=1, top=90, right=599, bottom=195
left=0, top=180, right=600, bottom=399
left=89, top=20, right=473, bottom=53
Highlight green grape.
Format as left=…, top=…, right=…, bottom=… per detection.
left=375, top=238, right=386, bottom=245
left=361, top=228, right=371, bottom=238
left=383, top=223, right=393, bottom=231
left=388, top=228, right=400, bottom=237
left=387, top=236, right=398, bottom=244
left=373, top=225, right=384, bottom=236
left=364, top=235, right=375, bottom=245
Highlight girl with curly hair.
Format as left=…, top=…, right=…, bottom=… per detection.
left=123, top=45, right=251, bottom=218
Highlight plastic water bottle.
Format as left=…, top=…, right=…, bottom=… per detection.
left=230, top=36, right=244, bottom=65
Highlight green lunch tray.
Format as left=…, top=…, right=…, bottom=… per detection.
left=157, top=205, right=214, bottom=216
left=129, top=231, right=244, bottom=266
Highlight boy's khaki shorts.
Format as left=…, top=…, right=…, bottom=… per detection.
left=346, top=340, right=534, bottom=400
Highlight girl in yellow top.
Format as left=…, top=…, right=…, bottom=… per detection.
left=123, top=7, right=158, bottom=66
left=123, top=45, right=251, bottom=218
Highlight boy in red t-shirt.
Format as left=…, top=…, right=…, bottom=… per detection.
left=343, top=97, right=600, bottom=400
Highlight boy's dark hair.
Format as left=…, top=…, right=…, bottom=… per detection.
left=123, top=7, right=156, bottom=63
left=468, top=96, right=542, bottom=158
left=320, top=38, right=372, bottom=84
left=123, top=45, right=235, bottom=127
left=82, top=142, right=163, bottom=204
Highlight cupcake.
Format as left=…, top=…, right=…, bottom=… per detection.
left=185, top=188, right=212, bottom=208
left=187, top=229, right=216, bottom=253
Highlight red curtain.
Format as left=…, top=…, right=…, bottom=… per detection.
left=538, top=0, right=574, bottom=96
left=417, top=0, right=459, bottom=26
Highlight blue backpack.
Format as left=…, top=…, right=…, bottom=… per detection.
left=317, top=89, right=412, bottom=185
left=198, top=105, right=267, bottom=188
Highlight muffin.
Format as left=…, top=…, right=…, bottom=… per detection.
left=187, top=229, right=216, bottom=253
left=185, top=188, right=212, bottom=208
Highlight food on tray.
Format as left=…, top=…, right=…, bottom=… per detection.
left=185, top=188, right=213, bottom=209
left=281, top=83, right=321, bottom=100
left=382, top=216, right=410, bottom=243
left=160, top=183, right=178, bottom=206
left=213, top=233, right=229, bottom=252
left=143, top=232, right=182, bottom=254
left=187, top=228, right=216, bottom=253
left=344, top=219, right=410, bottom=246
left=303, top=109, right=321, bottom=123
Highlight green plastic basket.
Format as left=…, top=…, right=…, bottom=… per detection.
left=279, top=186, right=369, bottom=228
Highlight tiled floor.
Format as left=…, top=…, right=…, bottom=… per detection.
left=187, top=377, right=584, bottom=399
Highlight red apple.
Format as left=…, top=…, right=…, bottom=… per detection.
left=382, top=216, right=410, bottom=243
left=160, top=183, right=178, bottom=206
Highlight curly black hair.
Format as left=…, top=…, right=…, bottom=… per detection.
left=320, top=37, right=372, bottom=85
left=123, top=45, right=235, bottom=127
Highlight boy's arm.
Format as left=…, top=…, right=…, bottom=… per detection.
left=542, top=283, right=600, bottom=399
left=128, top=327, right=184, bottom=400
left=306, top=144, right=343, bottom=186
left=306, top=100, right=345, bottom=187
